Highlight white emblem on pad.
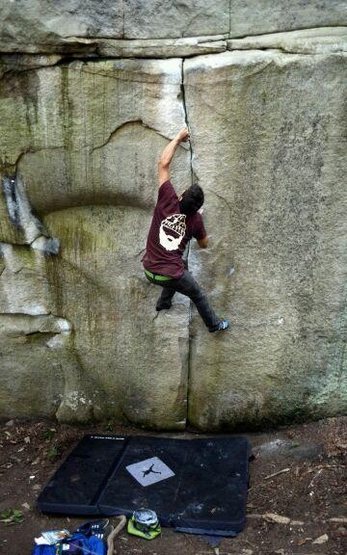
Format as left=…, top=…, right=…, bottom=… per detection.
left=126, top=456, right=175, bottom=486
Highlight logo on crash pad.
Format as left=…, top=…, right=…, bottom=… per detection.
left=126, top=456, right=175, bottom=487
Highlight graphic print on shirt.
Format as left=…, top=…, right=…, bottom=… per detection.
left=159, top=213, right=186, bottom=251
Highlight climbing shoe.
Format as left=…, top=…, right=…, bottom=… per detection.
left=209, top=319, right=230, bottom=333
left=75, top=519, right=109, bottom=538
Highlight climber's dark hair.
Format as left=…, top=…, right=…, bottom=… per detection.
left=179, top=183, right=204, bottom=216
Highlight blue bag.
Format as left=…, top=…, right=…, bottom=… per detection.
left=32, top=532, right=106, bottom=555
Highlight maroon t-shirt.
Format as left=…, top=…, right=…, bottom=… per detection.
left=142, top=180, right=206, bottom=279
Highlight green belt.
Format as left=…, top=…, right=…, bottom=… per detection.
left=144, top=269, right=172, bottom=282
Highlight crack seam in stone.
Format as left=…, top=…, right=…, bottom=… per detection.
left=2, top=146, right=64, bottom=173
left=206, top=189, right=233, bottom=223
left=7, top=24, right=344, bottom=44
left=2, top=40, right=342, bottom=72
left=335, top=285, right=347, bottom=379
left=181, top=60, right=194, bottom=186
left=91, top=120, right=175, bottom=153
left=122, top=0, right=125, bottom=38
left=1, top=25, right=346, bottom=61
left=91, top=119, right=148, bottom=153
left=228, top=46, right=347, bottom=55
left=181, top=58, right=195, bottom=428
left=229, top=24, right=347, bottom=40
left=0, top=313, right=73, bottom=338
left=0, top=311, right=51, bottom=318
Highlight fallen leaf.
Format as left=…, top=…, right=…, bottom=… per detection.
left=312, top=533, right=328, bottom=544
left=329, top=517, right=347, bottom=524
left=264, top=468, right=290, bottom=480
left=263, top=513, right=291, bottom=525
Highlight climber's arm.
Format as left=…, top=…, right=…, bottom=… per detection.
left=158, top=128, right=189, bottom=186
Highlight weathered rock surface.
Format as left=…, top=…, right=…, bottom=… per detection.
left=0, top=0, right=124, bottom=51
left=1, top=1, right=346, bottom=53
left=0, top=311, right=70, bottom=418
left=0, top=0, right=230, bottom=51
left=0, top=3, right=346, bottom=429
left=229, top=0, right=346, bottom=37
left=184, top=50, right=346, bottom=428
left=228, top=27, right=347, bottom=55
left=123, top=0, right=230, bottom=39
left=88, top=37, right=228, bottom=58
left=0, top=58, right=191, bottom=427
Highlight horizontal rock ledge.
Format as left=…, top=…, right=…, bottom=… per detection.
left=0, top=313, right=72, bottom=336
left=0, top=29, right=346, bottom=59
left=228, top=27, right=347, bottom=55
left=0, top=35, right=228, bottom=58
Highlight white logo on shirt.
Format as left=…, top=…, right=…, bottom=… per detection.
left=159, top=214, right=186, bottom=251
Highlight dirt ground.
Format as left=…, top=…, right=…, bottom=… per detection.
left=0, top=417, right=346, bottom=555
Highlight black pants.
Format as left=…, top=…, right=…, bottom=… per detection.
left=146, top=270, right=220, bottom=329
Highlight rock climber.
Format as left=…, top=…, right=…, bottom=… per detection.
left=142, top=128, right=229, bottom=333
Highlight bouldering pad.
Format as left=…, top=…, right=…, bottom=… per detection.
left=37, top=435, right=251, bottom=536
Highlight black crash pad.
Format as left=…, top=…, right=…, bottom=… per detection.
left=38, top=435, right=251, bottom=536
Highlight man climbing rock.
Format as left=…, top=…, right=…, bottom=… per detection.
left=142, top=128, right=229, bottom=333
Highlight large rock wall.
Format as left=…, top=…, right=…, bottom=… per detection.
left=185, top=50, right=346, bottom=428
left=0, top=2, right=346, bottom=429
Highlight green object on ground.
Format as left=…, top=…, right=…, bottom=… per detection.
left=0, top=508, right=24, bottom=525
left=127, top=510, right=161, bottom=540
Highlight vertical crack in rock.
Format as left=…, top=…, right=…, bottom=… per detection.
left=122, top=0, right=125, bottom=38
left=181, top=58, right=194, bottom=425
left=181, top=59, right=195, bottom=188
left=336, top=287, right=347, bottom=378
